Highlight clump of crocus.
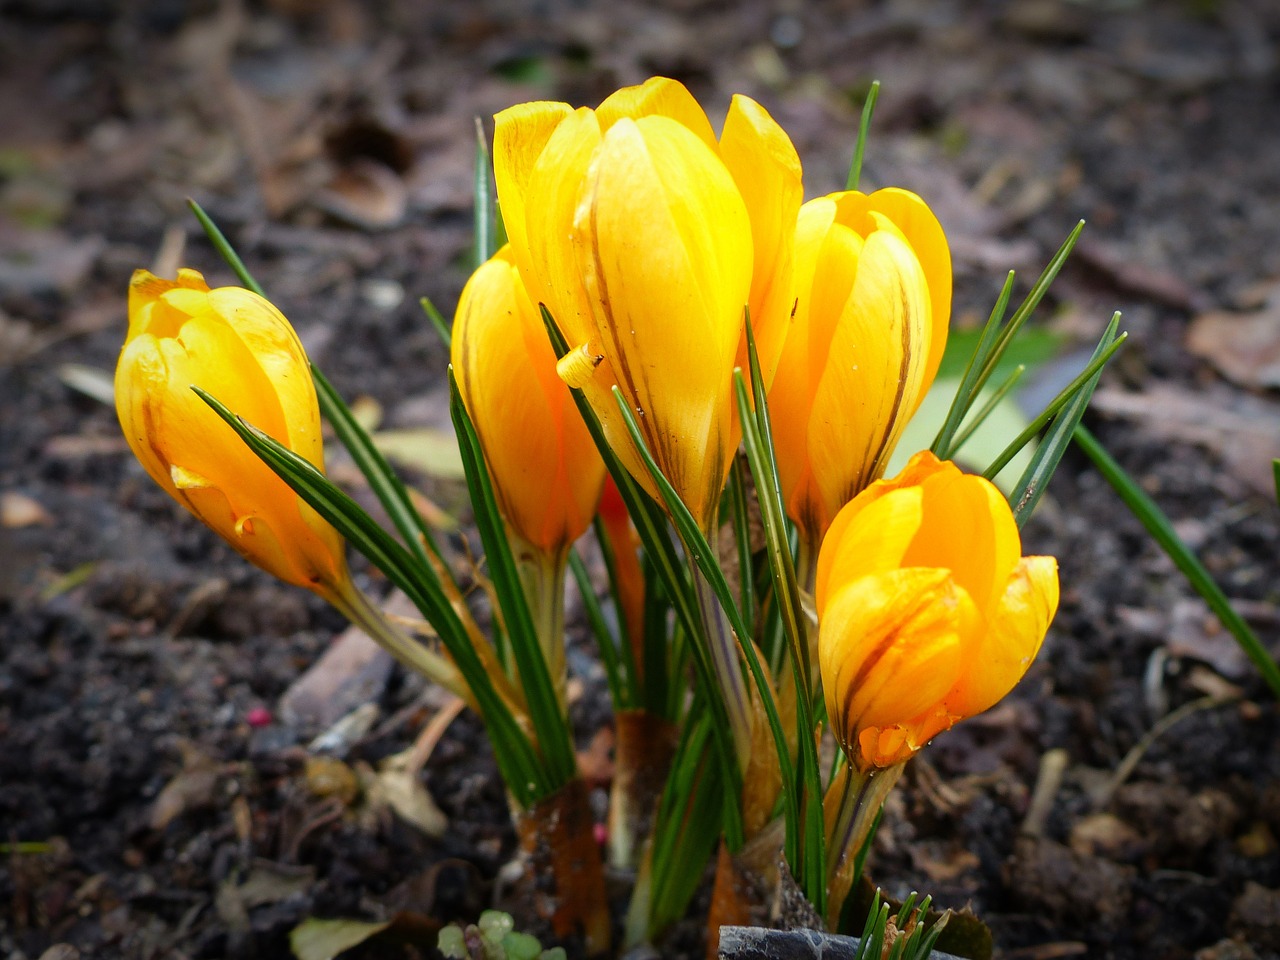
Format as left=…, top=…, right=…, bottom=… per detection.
left=116, top=268, right=349, bottom=598
left=769, top=189, right=951, bottom=565
left=493, top=76, right=802, bottom=532
left=817, top=450, right=1058, bottom=923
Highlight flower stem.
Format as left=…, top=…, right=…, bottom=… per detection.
left=824, top=761, right=905, bottom=928
left=514, top=538, right=568, bottom=711
left=689, top=524, right=753, bottom=775
left=328, top=579, right=471, bottom=705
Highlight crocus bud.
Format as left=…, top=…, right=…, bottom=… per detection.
left=493, top=77, right=802, bottom=530
left=451, top=246, right=606, bottom=556
left=769, top=189, right=951, bottom=550
left=115, top=269, right=347, bottom=597
left=816, top=451, right=1058, bottom=772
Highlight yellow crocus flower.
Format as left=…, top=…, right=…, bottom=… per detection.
left=769, top=188, right=951, bottom=552
left=452, top=245, right=606, bottom=558
left=493, top=77, right=802, bottom=530
left=816, top=451, right=1058, bottom=772
left=115, top=268, right=348, bottom=600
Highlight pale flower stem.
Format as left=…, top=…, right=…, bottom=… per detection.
left=689, top=524, right=753, bottom=775
left=794, top=537, right=821, bottom=699
left=514, top=540, right=568, bottom=712
left=824, top=761, right=905, bottom=928
left=328, top=580, right=471, bottom=704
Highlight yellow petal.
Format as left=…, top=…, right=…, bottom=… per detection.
left=815, top=485, right=922, bottom=618
left=768, top=199, right=840, bottom=540
left=575, top=115, right=751, bottom=527
left=902, top=469, right=1022, bottom=617
left=452, top=248, right=606, bottom=553
left=719, top=94, right=803, bottom=388
left=945, top=555, right=1059, bottom=718
left=806, top=228, right=932, bottom=533
left=115, top=274, right=346, bottom=595
left=521, top=107, right=603, bottom=351
left=492, top=100, right=574, bottom=273
left=205, top=286, right=323, bottom=471
left=596, top=76, right=717, bottom=149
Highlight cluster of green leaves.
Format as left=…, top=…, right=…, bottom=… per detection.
left=850, top=891, right=949, bottom=960
left=438, top=910, right=567, bottom=960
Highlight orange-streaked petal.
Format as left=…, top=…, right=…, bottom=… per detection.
left=806, top=228, right=932, bottom=533
left=819, top=567, right=969, bottom=768
left=866, top=187, right=951, bottom=399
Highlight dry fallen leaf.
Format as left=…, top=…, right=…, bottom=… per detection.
left=149, top=741, right=227, bottom=831
left=1091, top=384, right=1280, bottom=497
left=1187, top=281, right=1280, bottom=389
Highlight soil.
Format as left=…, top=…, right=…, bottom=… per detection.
left=3, top=1, right=1280, bottom=959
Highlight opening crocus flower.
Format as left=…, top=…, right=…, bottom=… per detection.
left=493, top=76, right=802, bottom=530
left=452, top=245, right=606, bottom=558
left=115, top=268, right=347, bottom=599
left=815, top=451, right=1058, bottom=772
left=769, top=188, right=951, bottom=554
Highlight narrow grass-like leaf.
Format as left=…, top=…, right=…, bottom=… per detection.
left=1074, top=424, right=1280, bottom=700
left=1273, top=460, right=1279, bottom=503
left=947, top=363, right=1025, bottom=456
left=983, top=326, right=1126, bottom=480
left=728, top=459, right=756, bottom=637
left=591, top=513, right=643, bottom=706
left=420, top=295, right=452, bottom=349
left=1009, top=313, right=1120, bottom=525
left=975, top=222, right=1084, bottom=391
left=736, top=372, right=823, bottom=899
left=735, top=323, right=827, bottom=907
left=449, top=369, right=577, bottom=787
left=643, top=699, right=723, bottom=938
left=846, top=80, right=881, bottom=192
left=188, top=199, right=265, bottom=297
left=933, top=272, right=1014, bottom=457
left=569, top=548, right=628, bottom=709
left=311, top=364, right=445, bottom=567
left=473, top=117, right=495, bottom=270
left=610, top=385, right=797, bottom=856
left=193, top=387, right=547, bottom=805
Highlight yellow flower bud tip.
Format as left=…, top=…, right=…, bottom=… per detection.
left=116, top=268, right=348, bottom=598
left=452, top=247, right=606, bottom=556
left=816, top=451, right=1058, bottom=772
left=768, top=189, right=952, bottom=550
left=493, top=78, right=801, bottom=530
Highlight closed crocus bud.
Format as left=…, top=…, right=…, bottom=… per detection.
left=816, top=451, right=1058, bottom=772
left=451, top=245, right=606, bottom=557
left=493, top=77, right=802, bottom=531
left=116, top=269, right=347, bottom=598
left=769, top=188, right=951, bottom=552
